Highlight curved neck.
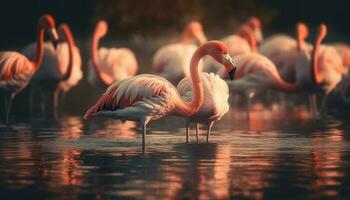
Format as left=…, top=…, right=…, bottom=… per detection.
left=311, top=32, right=324, bottom=85
left=296, top=24, right=308, bottom=52
left=31, top=25, right=45, bottom=71
left=238, top=27, right=257, bottom=52
left=181, top=30, right=191, bottom=44
left=61, top=26, right=75, bottom=81
left=273, top=73, right=301, bottom=92
left=91, top=26, right=110, bottom=86
left=175, top=48, right=204, bottom=116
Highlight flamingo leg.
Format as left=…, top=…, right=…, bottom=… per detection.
left=5, top=94, right=15, bottom=124
left=320, top=94, right=328, bottom=117
left=53, top=88, right=62, bottom=118
left=206, top=121, right=214, bottom=143
left=196, top=123, right=199, bottom=143
left=246, top=91, right=255, bottom=119
left=141, top=122, right=148, bottom=152
left=308, top=94, right=318, bottom=119
left=186, top=121, right=190, bottom=143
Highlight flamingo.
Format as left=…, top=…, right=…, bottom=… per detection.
left=259, top=23, right=311, bottom=83
left=204, top=24, right=256, bottom=74
left=330, top=43, right=350, bottom=69
left=295, top=24, right=347, bottom=115
left=88, top=20, right=138, bottom=88
left=152, top=21, right=207, bottom=84
left=245, top=17, right=264, bottom=45
left=0, top=14, right=59, bottom=124
left=219, top=52, right=302, bottom=117
left=23, top=23, right=82, bottom=115
left=84, top=41, right=236, bottom=149
left=177, top=72, right=231, bottom=143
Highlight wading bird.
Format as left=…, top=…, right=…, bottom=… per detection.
left=23, top=24, right=82, bottom=115
left=84, top=41, right=236, bottom=149
left=152, top=21, right=207, bottom=84
left=0, top=15, right=59, bottom=123
left=88, top=20, right=138, bottom=88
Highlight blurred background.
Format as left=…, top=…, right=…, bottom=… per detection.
left=0, top=0, right=349, bottom=115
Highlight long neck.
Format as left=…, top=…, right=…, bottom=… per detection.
left=175, top=49, right=204, bottom=116
left=61, top=27, right=75, bottom=81
left=91, top=28, right=109, bottom=86
left=238, top=27, right=257, bottom=52
left=273, top=73, right=301, bottom=92
left=31, top=25, right=45, bottom=71
left=311, top=33, right=324, bottom=85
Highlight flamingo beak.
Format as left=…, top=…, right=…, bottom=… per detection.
left=50, top=28, right=59, bottom=50
left=223, top=54, right=237, bottom=80
left=53, top=41, right=59, bottom=50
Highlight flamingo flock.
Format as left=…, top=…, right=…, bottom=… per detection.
left=1, top=14, right=350, bottom=149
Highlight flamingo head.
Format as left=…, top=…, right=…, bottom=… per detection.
left=202, top=41, right=237, bottom=80
left=185, top=21, right=207, bottom=44
left=296, top=22, right=309, bottom=51
left=39, top=14, right=59, bottom=42
left=95, top=20, right=108, bottom=38
left=246, top=16, right=263, bottom=44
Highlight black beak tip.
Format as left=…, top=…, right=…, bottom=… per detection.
left=228, top=68, right=236, bottom=80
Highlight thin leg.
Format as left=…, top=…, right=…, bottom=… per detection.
left=320, top=94, right=328, bottom=117
left=186, top=121, right=190, bottom=143
left=308, top=94, right=318, bottom=119
left=206, top=121, right=214, bottom=143
left=5, top=94, right=15, bottom=125
left=196, top=123, right=199, bottom=143
left=142, top=123, right=147, bottom=152
left=246, top=92, right=255, bottom=119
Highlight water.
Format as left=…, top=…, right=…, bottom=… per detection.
left=0, top=108, right=350, bottom=200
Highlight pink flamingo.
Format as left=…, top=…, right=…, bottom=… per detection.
left=224, top=52, right=302, bottom=116
left=84, top=41, right=236, bottom=149
left=296, top=24, right=347, bottom=115
left=0, top=15, right=59, bottom=124
left=222, top=24, right=257, bottom=57
left=245, top=17, right=264, bottom=45
left=23, top=23, right=82, bottom=114
left=177, top=70, right=233, bottom=143
left=259, top=23, right=311, bottom=83
left=88, top=20, right=138, bottom=88
left=152, top=21, right=207, bottom=84
left=330, top=43, right=350, bottom=70
left=204, top=24, right=256, bottom=73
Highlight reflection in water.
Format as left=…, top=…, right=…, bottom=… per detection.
left=0, top=110, right=350, bottom=199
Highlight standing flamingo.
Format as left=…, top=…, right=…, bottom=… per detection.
left=259, top=23, right=311, bottom=83
left=152, top=21, right=207, bottom=84
left=23, top=23, right=82, bottom=115
left=295, top=24, right=347, bottom=115
left=177, top=70, right=233, bottom=143
left=245, top=17, right=263, bottom=45
left=219, top=52, right=302, bottom=117
left=84, top=41, right=236, bottom=149
left=88, top=20, right=138, bottom=88
left=330, top=43, right=350, bottom=69
left=204, top=24, right=256, bottom=74
left=0, top=15, right=59, bottom=124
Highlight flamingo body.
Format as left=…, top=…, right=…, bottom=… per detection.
left=0, top=52, right=34, bottom=94
left=88, top=47, right=138, bottom=87
left=222, top=35, right=251, bottom=56
left=152, top=43, right=200, bottom=84
left=177, top=72, right=229, bottom=123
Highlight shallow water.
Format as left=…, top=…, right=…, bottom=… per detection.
left=0, top=108, right=350, bottom=200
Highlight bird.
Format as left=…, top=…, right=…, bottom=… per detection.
left=204, top=24, right=257, bottom=74
left=330, top=43, right=350, bottom=69
left=245, top=17, right=264, bottom=45
left=222, top=24, right=257, bottom=57
left=0, top=14, right=59, bottom=124
left=23, top=23, right=82, bottom=115
left=259, top=23, right=311, bottom=83
left=219, top=52, right=302, bottom=117
left=152, top=21, right=207, bottom=85
left=84, top=41, right=236, bottom=149
left=177, top=72, right=230, bottom=143
left=88, top=20, right=138, bottom=88
left=295, top=24, right=347, bottom=115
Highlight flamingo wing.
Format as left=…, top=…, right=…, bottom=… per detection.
left=0, top=52, right=33, bottom=92
left=84, top=74, right=178, bottom=120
